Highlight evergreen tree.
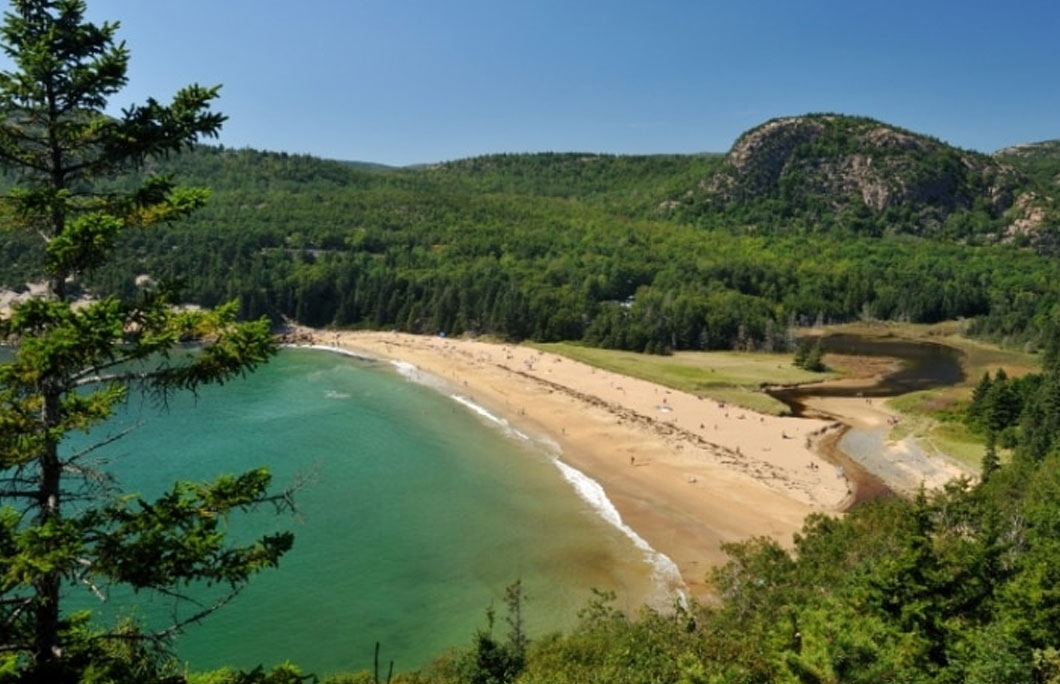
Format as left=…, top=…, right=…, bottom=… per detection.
left=803, top=338, right=826, bottom=372
left=981, top=430, right=1000, bottom=481
left=0, top=2, right=291, bottom=680
left=966, top=371, right=993, bottom=428
left=984, top=368, right=1020, bottom=434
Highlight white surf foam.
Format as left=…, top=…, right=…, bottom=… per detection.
left=448, top=394, right=531, bottom=441
left=282, top=343, right=377, bottom=363
left=387, top=360, right=457, bottom=395
left=376, top=353, right=688, bottom=604
left=391, top=360, right=420, bottom=379
left=445, top=394, right=687, bottom=603
left=551, top=458, right=686, bottom=601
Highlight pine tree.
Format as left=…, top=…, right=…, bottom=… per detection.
left=984, top=369, right=1020, bottom=434
left=0, top=2, right=291, bottom=680
left=803, top=338, right=826, bottom=372
left=966, top=371, right=993, bottom=429
left=981, top=430, right=1000, bottom=481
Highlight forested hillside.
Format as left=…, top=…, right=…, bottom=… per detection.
left=1, top=116, right=1058, bottom=353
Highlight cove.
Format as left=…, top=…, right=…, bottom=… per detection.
left=66, top=348, right=656, bottom=675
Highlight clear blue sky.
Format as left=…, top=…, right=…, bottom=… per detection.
left=62, top=0, right=1060, bottom=166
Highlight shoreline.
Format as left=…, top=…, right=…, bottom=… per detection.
left=291, top=330, right=849, bottom=599
left=768, top=344, right=976, bottom=498
left=803, top=395, right=974, bottom=496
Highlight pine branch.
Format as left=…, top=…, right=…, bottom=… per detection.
left=72, top=370, right=152, bottom=388
left=62, top=423, right=141, bottom=466
left=91, top=585, right=246, bottom=643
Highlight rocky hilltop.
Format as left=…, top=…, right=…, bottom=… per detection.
left=698, top=114, right=1056, bottom=246
left=995, top=139, right=1060, bottom=189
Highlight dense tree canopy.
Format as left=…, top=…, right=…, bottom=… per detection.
left=0, top=143, right=1054, bottom=356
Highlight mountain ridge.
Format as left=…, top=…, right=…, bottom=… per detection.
left=1, top=112, right=1058, bottom=352
left=690, top=113, right=1056, bottom=248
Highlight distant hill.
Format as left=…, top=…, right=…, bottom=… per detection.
left=995, top=139, right=1060, bottom=189
left=1, top=117, right=1058, bottom=352
left=338, top=160, right=398, bottom=172
left=430, top=151, right=723, bottom=202
left=692, top=114, right=1058, bottom=251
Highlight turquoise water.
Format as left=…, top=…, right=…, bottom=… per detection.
left=67, top=348, right=655, bottom=675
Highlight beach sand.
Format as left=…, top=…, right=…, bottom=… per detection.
left=299, top=330, right=850, bottom=599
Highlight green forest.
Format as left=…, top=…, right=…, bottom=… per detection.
left=2, top=0, right=1060, bottom=683
left=1, top=119, right=1058, bottom=355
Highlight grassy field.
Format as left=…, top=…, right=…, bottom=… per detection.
left=532, top=342, right=835, bottom=414
left=886, top=391, right=986, bottom=469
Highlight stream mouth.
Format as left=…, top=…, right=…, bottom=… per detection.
left=767, top=334, right=965, bottom=506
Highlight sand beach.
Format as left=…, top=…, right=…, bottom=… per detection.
left=292, top=330, right=855, bottom=598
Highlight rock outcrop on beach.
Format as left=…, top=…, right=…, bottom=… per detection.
left=697, top=114, right=1058, bottom=249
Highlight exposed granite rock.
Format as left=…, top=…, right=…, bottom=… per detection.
left=702, top=114, right=1032, bottom=233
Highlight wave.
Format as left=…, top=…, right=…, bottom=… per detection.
left=435, top=383, right=687, bottom=602
left=551, top=459, right=687, bottom=602
left=282, top=343, right=378, bottom=363
left=390, top=360, right=420, bottom=379
left=295, top=348, right=688, bottom=604
left=448, top=394, right=531, bottom=442
left=389, top=360, right=456, bottom=395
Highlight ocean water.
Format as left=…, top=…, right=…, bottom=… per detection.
left=66, top=348, right=661, bottom=675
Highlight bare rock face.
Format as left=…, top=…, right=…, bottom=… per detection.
left=704, top=117, right=826, bottom=199
left=993, top=140, right=1060, bottom=250
left=702, top=114, right=1027, bottom=232
left=727, top=117, right=827, bottom=186
left=1004, top=192, right=1055, bottom=245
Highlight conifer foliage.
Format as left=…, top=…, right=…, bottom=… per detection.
left=0, top=1, right=289, bottom=681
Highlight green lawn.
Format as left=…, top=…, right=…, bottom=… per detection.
left=886, top=391, right=984, bottom=470
left=532, top=343, right=835, bottom=414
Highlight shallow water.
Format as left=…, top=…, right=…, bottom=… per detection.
left=64, top=348, right=657, bottom=675
left=768, top=334, right=966, bottom=503
left=771, top=334, right=964, bottom=410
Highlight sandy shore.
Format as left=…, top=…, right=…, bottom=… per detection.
left=293, top=330, right=850, bottom=598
